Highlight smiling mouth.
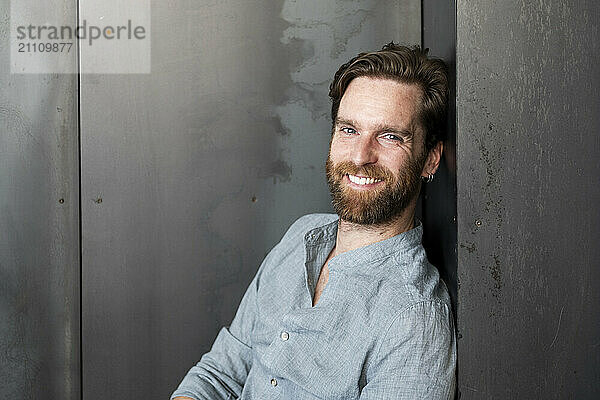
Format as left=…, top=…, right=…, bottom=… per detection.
left=346, top=174, right=383, bottom=186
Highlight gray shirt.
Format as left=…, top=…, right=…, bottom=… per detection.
left=172, top=213, right=456, bottom=400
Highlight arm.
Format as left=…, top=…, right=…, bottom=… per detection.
left=359, top=301, right=457, bottom=400
left=170, top=268, right=262, bottom=400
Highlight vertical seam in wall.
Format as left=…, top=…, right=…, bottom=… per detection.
left=420, top=0, right=426, bottom=219
left=420, top=0, right=424, bottom=49
left=453, top=2, right=459, bottom=399
left=76, top=0, right=83, bottom=398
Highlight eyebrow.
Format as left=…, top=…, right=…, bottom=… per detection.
left=335, top=117, right=414, bottom=138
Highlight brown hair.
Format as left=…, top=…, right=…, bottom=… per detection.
left=328, top=43, right=448, bottom=150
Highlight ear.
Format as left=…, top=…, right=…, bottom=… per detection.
left=421, top=141, right=443, bottom=177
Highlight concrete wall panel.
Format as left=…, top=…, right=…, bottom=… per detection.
left=456, top=0, right=600, bottom=398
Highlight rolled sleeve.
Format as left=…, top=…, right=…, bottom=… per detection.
left=359, top=301, right=457, bottom=400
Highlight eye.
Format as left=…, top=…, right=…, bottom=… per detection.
left=381, top=133, right=403, bottom=142
left=340, top=127, right=357, bottom=135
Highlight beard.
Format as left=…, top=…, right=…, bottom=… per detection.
left=325, top=151, right=426, bottom=226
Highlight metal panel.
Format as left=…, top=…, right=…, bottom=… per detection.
left=0, top=2, right=80, bottom=399
left=456, top=0, right=600, bottom=398
left=80, top=1, right=420, bottom=398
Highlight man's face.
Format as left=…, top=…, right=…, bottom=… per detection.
left=326, top=76, right=430, bottom=225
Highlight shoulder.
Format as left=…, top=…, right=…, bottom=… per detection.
left=278, top=213, right=338, bottom=244
left=371, top=249, right=452, bottom=317
left=256, top=213, right=337, bottom=277
left=373, top=277, right=453, bottom=346
left=373, top=258, right=455, bottom=363
left=388, top=299, right=454, bottom=335
left=266, top=212, right=337, bottom=262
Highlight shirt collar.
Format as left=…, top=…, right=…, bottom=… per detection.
left=303, top=216, right=424, bottom=270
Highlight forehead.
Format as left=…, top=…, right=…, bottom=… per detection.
left=337, top=77, right=423, bottom=129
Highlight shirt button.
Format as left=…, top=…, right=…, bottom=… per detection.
left=280, top=331, right=289, bottom=341
left=270, top=378, right=278, bottom=387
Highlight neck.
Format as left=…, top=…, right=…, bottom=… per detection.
left=332, top=207, right=416, bottom=257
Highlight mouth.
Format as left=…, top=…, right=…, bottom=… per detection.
left=345, top=173, right=383, bottom=187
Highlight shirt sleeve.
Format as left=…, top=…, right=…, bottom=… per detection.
left=170, top=267, right=262, bottom=400
left=359, top=301, right=457, bottom=400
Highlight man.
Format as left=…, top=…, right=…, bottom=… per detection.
left=172, top=43, right=456, bottom=400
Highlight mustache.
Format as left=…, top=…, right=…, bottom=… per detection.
left=330, top=161, right=394, bottom=181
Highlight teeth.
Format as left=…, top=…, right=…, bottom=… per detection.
left=348, top=174, right=382, bottom=185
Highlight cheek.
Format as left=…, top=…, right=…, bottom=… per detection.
left=328, top=140, right=347, bottom=162
left=378, top=153, right=405, bottom=172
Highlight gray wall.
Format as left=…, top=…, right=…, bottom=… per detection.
left=0, top=2, right=80, bottom=399
left=13, top=1, right=598, bottom=398
left=78, top=1, right=419, bottom=399
left=456, top=0, right=600, bottom=398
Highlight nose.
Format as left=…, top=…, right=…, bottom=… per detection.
left=351, top=135, right=378, bottom=166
